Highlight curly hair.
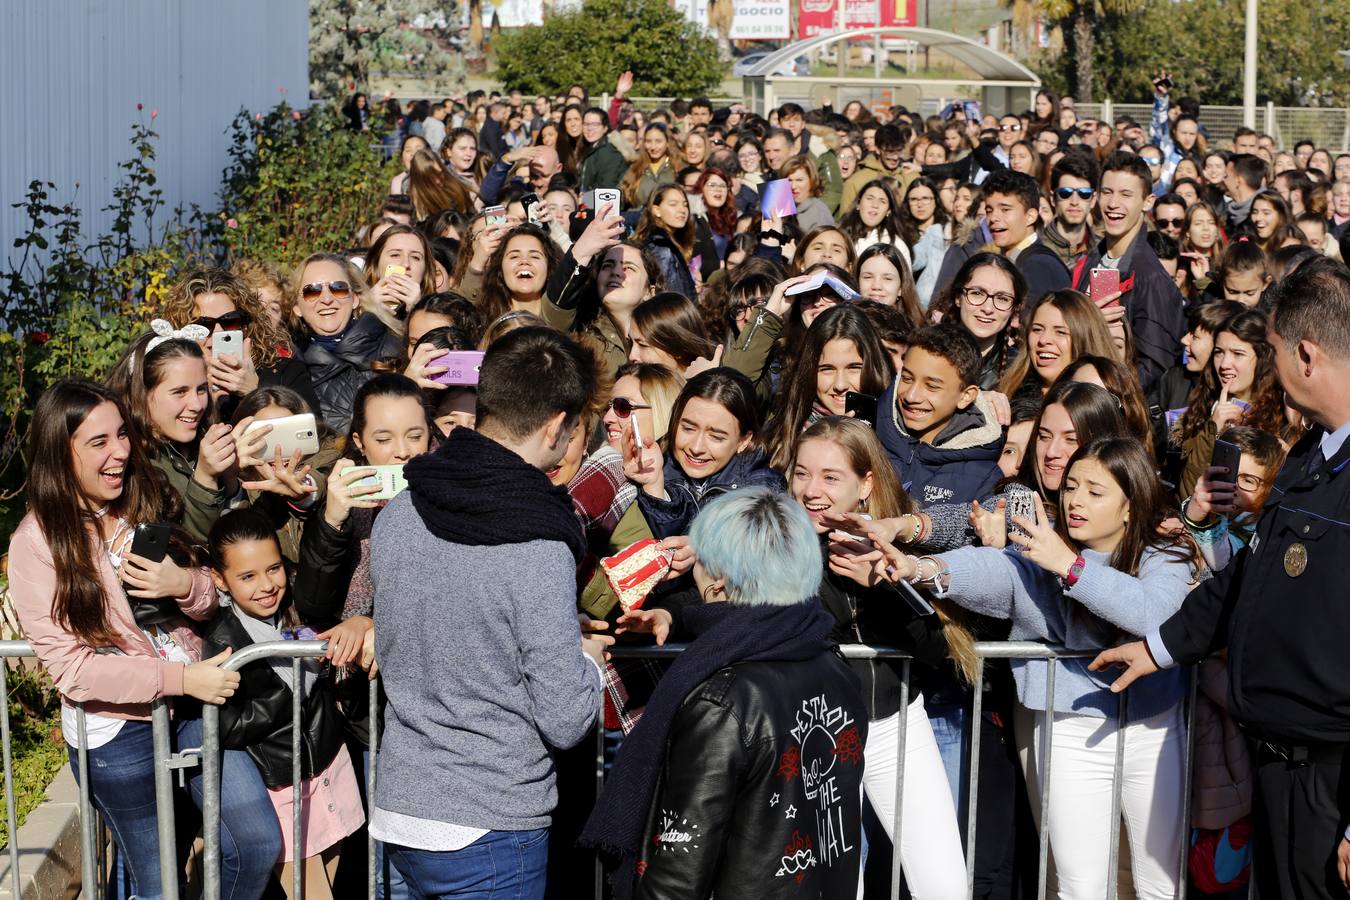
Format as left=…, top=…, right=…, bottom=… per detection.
left=476, top=224, right=563, bottom=325
left=162, top=266, right=287, bottom=369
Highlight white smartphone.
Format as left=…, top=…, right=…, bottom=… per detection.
left=355, top=464, right=408, bottom=501
left=630, top=415, right=645, bottom=450
left=212, top=329, right=243, bottom=360
left=242, top=413, right=320, bottom=460
left=594, top=188, right=621, bottom=216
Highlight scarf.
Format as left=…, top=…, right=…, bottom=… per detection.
left=404, top=426, right=586, bottom=563
left=222, top=596, right=320, bottom=697
left=578, top=601, right=835, bottom=899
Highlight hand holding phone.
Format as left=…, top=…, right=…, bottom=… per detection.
left=1209, top=438, right=1241, bottom=484
left=354, top=465, right=408, bottom=501
left=429, top=351, right=485, bottom=387
left=1089, top=267, right=1121, bottom=307
left=241, top=413, right=319, bottom=462
left=129, top=523, right=172, bottom=563
left=211, top=329, right=243, bottom=361
left=845, top=391, right=878, bottom=425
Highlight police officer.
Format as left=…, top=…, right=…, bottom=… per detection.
left=1093, top=258, right=1350, bottom=899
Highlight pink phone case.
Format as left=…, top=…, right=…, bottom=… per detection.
left=1090, top=267, right=1121, bottom=305
left=430, top=351, right=485, bottom=386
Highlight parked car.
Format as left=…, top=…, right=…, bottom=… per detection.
left=733, top=52, right=812, bottom=77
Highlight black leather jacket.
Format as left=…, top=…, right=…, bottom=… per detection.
left=201, top=609, right=345, bottom=788
left=635, top=654, right=867, bottom=900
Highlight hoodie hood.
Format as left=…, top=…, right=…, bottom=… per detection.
left=804, top=124, right=840, bottom=153
left=875, top=384, right=1003, bottom=506
left=607, top=130, right=638, bottom=163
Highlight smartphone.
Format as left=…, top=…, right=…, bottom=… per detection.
left=630, top=415, right=645, bottom=450
left=355, top=465, right=408, bottom=501
left=521, top=192, right=543, bottom=224
left=844, top=391, right=878, bottom=425
left=429, top=350, right=485, bottom=387
left=242, top=413, right=320, bottom=460
left=383, top=263, right=407, bottom=279
left=760, top=178, right=797, bottom=219
left=1007, top=491, right=1037, bottom=540
left=1089, top=267, right=1121, bottom=306
left=889, top=578, right=937, bottom=618
left=211, top=329, right=243, bottom=360
left=1157, top=77, right=1174, bottom=90
left=594, top=188, right=621, bottom=216
left=484, top=205, right=508, bottom=227
left=1210, top=438, right=1242, bottom=483
left=129, top=523, right=172, bottom=564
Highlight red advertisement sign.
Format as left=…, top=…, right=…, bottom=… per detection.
left=797, top=0, right=913, bottom=38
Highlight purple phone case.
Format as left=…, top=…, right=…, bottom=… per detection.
left=760, top=179, right=797, bottom=219
left=430, top=351, right=484, bottom=386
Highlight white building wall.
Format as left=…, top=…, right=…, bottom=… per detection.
left=0, top=0, right=309, bottom=257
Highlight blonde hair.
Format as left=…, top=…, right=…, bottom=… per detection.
left=290, top=252, right=402, bottom=338
left=792, top=418, right=980, bottom=683
left=614, top=361, right=686, bottom=449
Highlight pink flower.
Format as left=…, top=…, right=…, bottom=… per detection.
left=226, top=218, right=238, bottom=229
left=292, top=110, right=301, bottom=120
left=150, top=109, right=157, bottom=120
left=278, top=85, right=287, bottom=93
left=255, top=112, right=263, bottom=121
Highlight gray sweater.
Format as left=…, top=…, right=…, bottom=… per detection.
left=370, top=492, right=602, bottom=831
left=938, top=544, right=1194, bottom=720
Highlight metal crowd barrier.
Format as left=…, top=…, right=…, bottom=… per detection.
left=2, top=638, right=1198, bottom=900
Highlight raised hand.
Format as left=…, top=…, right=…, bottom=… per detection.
left=1007, top=493, right=1078, bottom=577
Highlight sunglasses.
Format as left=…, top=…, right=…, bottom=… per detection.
left=609, top=397, right=652, bottom=418
left=191, top=310, right=252, bottom=331
left=1055, top=187, right=1095, bottom=200
left=1157, top=217, right=1185, bottom=229
left=1000, top=123, right=1023, bottom=132
left=300, top=280, right=352, bottom=301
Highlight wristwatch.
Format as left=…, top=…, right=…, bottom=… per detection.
left=1065, top=555, right=1086, bottom=587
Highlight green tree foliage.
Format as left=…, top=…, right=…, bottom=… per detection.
left=1032, top=0, right=1145, bottom=103
left=309, top=0, right=464, bottom=97
left=492, top=0, right=723, bottom=97
left=1039, top=0, right=1350, bottom=106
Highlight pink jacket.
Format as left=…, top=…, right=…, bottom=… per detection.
left=8, top=513, right=217, bottom=721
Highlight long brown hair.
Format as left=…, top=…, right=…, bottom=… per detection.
left=631, top=292, right=716, bottom=369
left=408, top=148, right=475, bottom=219
left=791, top=417, right=979, bottom=682
left=27, top=380, right=183, bottom=645
left=1057, top=355, right=1154, bottom=458
left=1172, top=308, right=1286, bottom=445
left=366, top=224, right=439, bottom=298
left=104, top=334, right=212, bottom=455
left=998, top=290, right=1116, bottom=396
left=620, top=123, right=681, bottom=206
left=635, top=184, right=696, bottom=261
left=476, top=224, right=563, bottom=324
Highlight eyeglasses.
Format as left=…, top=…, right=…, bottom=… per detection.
left=300, top=280, right=352, bottom=301
left=1156, top=217, right=1185, bottom=229
left=191, top=310, right=252, bottom=331
left=1055, top=187, right=1095, bottom=200
left=609, top=397, right=652, bottom=418
left=709, top=138, right=726, bottom=146
left=1236, top=473, right=1265, bottom=492
left=1141, top=157, right=1163, bottom=167
left=960, top=286, right=1017, bottom=311
left=1000, top=123, right=1023, bottom=133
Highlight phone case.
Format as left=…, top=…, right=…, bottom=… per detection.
left=243, top=413, right=320, bottom=460
left=594, top=188, right=621, bottom=214
left=356, top=465, right=408, bottom=501
left=1090, top=267, right=1121, bottom=304
left=384, top=264, right=407, bottom=278
left=1210, top=439, right=1242, bottom=479
left=212, top=331, right=243, bottom=358
left=130, top=523, right=171, bottom=563
left=484, top=206, right=507, bottom=226
left=1006, top=491, right=1036, bottom=539
left=429, top=351, right=485, bottom=386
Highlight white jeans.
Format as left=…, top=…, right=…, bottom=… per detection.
left=1018, top=704, right=1185, bottom=900
left=862, top=695, right=967, bottom=900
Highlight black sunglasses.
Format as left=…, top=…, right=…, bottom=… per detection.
left=1156, top=217, right=1185, bottom=229
left=1055, top=187, right=1095, bottom=200
left=191, top=310, right=252, bottom=331
left=609, top=397, right=652, bottom=418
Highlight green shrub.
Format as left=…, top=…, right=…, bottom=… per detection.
left=492, top=0, right=723, bottom=98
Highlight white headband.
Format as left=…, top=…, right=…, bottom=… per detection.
left=146, top=318, right=209, bottom=351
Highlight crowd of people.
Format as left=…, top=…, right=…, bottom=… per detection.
left=9, top=73, right=1350, bottom=900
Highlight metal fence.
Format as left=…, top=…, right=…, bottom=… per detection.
left=2, top=638, right=1200, bottom=899
left=1073, top=102, right=1350, bottom=153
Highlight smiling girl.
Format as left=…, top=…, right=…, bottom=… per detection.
left=931, top=252, right=1026, bottom=389
left=366, top=224, right=438, bottom=317
left=625, top=368, right=785, bottom=538
left=854, top=243, right=924, bottom=328
left=998, top=290, right=1115, bottom=400
left=876, top=437, right=1198, bottom=900
left=1173, top=308, right=1287, bottom=499
left=477, top=223, right=563, bottom=323
left=635, top=184, right=700, bottom=298
left=763, top=305, right=894, bottom=470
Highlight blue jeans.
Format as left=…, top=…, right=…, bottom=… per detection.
left=926, top=696, right=970, bottom=817
left=356, top=748, right=412, bottom=900
left=388, top=829, right=549, bottom=900
left=69, top=717, right=281, bottom=900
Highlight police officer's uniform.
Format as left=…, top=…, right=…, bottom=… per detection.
left=1148, top=421, right=1350, bottom=899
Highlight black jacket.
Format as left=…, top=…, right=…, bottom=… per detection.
left=874, top=388, right=1004, bottom=508
left=634, top=655, right=867, bottom=899
left=1073, top=228, right=1186, bottom=392
left=1157, top=428, right=1350, bottom=744
left=296, top=315, right=392, bottom=433
left=1014, top=238, right=1072, bottom=308
left=816, top=548, right=948, bottom=721
left=579, top=138, right=629, bottom=193
left=201, top=608, right=345, bottom=788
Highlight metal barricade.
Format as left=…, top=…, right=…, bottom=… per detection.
left=4, top=636, right=1198, bottom=900
left=603, top=641, right=1199, bottom=900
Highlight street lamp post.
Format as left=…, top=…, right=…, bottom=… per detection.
left=1242, top=0, right=1257, bottom=128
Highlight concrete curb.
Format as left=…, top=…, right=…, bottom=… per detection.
left=0, top=767, right=81, bottom=900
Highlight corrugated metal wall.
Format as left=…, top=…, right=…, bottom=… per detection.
left=0, top=0, right=309, bottom=259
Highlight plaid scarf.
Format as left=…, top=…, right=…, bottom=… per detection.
left=567, top=445, right=636, bottom=536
